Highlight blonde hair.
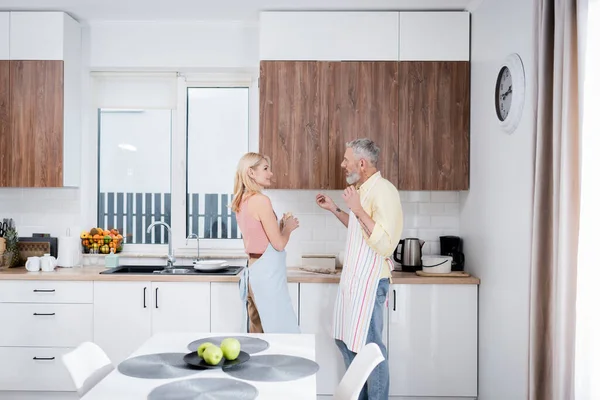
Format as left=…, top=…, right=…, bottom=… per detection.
left=231, top=152, right=271, bottom=212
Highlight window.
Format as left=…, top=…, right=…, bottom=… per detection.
left=186, top=87, right=249, bottom=239
left=94, top=73, right=255, bottom=250
left=97, top=109, right=172, bottom=244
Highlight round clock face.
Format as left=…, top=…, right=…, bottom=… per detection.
left=495, top=66, right=513, bottom=121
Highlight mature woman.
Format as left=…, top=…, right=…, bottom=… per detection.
left=231, top=152, right=300, bottom=333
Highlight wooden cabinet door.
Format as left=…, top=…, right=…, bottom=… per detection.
left=0, top=61, right=9, bottom=187
left=259, top=61, right=330, bottom=189
left=328, top=61, right=399, bottom=189
left=398, top=61, right=470, bottom=190
left=8, top=60, right=64, bottom=187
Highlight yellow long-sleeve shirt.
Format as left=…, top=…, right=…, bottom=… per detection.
left=356, top=172, right=404, bottom=279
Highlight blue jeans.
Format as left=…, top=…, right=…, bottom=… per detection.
left=335, top=278, right=389, bottom=400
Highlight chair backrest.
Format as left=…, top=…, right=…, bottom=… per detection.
left=333, top=342, right=385, bottom=400
left=62, top=342, right=114, bottom=397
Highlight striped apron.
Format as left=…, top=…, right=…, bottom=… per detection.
left=332, top=176, right=394, bottom=353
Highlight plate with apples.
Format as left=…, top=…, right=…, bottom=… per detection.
left=183, top=338, right=249, bottom=369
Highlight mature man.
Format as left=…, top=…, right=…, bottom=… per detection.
left=316, top=138, right=403, bottom=399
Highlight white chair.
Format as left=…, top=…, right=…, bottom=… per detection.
left=333, top=342, right=385, bottom=400
left=62, top=342, right=114, bottom=397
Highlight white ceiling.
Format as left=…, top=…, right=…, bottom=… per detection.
left=0, top=0, right=474, bottom=23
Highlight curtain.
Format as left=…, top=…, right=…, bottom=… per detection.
left=528, top=0, right=583, bottom=399
left=575, top=0, right=600, bottom=398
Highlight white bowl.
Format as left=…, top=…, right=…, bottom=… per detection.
left=193, top=259, right=228, bottom=271
left=421, top=255, right=452, bottom=273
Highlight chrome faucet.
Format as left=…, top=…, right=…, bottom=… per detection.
left=186, top=233, right=201, bottom=262
left=147, top=222, right=175, bottom=268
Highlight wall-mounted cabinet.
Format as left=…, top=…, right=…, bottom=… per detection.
left=258, top=11, right=470, bottom=191
left=0, top=11, right=81, bottom=188
left=328, top=61, right=399, bottom=189
left=259, top=59, right=469, bottom=190
left=0, top=13, right=8, bottom=60
left=398, top=12, right=470, bottom=61
left=398, top=61, right=470, bottom=190
left=259, top=61, right=331, bottom=190
left=259, top=11, right=399, bottom=61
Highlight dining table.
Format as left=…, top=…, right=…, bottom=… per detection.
left=82, top=332, right=318, bottom=399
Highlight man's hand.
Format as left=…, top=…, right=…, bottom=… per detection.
left=316, top=193, right=337, bottom=213
left=342, top=186, right=362, bottom=214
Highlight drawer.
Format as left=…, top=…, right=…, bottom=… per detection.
left=0, top=304, right=93, bottom=347
left=0, top=281, right=93, bottom=303
left=0, top=347, right=75, bottom=391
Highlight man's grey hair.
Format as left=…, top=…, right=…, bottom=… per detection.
left=346, top=138, right=380, bottom=167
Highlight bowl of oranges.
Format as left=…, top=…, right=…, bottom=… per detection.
left=80, top=228, right=124, bottom=254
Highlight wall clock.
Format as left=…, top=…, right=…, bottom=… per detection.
left=495, top=53, right=526, bottom=134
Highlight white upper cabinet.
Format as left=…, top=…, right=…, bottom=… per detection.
left=9, top=12, right=79, bottom=60
left=399, top=12, right=470, bottom=61
left=0, top=13, right=8, bottom=60
left=260, top=11, right=399, bottom=61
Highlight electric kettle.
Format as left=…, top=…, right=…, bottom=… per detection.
left=393, top=238, right=425, bottom=272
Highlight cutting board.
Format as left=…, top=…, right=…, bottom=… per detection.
left=416, top=270, right=471, bottom=278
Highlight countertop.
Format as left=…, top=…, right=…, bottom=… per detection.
left=0, top=266, right=480, bottom=284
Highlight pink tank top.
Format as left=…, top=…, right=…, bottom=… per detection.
left=236, top=200, right=269, bottom=255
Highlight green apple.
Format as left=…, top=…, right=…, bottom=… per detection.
left=220, top=338, right=241, bottom=361
left=202, top=345, right=223, bottom=366
left=197, top=342, right=215, bottom=358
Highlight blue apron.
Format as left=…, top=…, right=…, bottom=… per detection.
left=239, top=244, right=300, bottom=333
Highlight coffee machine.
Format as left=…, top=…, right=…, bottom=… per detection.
left=439, top=236, right=465, bottom=271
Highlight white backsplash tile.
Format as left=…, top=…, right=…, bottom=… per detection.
left=0, top=188, right=460, bottom=265
left=431, top=191, right=460, bottom=203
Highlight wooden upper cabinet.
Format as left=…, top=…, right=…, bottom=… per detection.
left=9, top=61, right=64, bottom=187
left=329, top=61, right=399, bottom=189
left=398, top=61, right=470, bottom=190
left=0, top=12, right=81, bottom=188
left=0, top=61, right=9, bottom=186
left=259, top=61, right=330, bottom=189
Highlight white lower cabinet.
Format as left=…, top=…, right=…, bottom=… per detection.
left=0, top=280, right=93, bottom=393
left=210, top=282, right=300, bottom=333
left=388, top=284, right=478, bottom=397
left=151, top=282, right=210, bottom=334
left=210, top=282, right=244, bottom=333
left=299, top=283, right=346, bottom=396
left=0, top=278, right=478, bottom=399
left=0, top=347, right=75, bottom=391
left=93, top=281, right=152, bottom=364
left=93, top=281, right=211, bottom=364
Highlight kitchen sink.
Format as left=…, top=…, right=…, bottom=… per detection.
left=100, top=265, right=243, bottom=276
left=99, top=266, right=164, bottom=274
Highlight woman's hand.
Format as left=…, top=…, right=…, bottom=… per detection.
left=282, top=213, right=299, bottom=234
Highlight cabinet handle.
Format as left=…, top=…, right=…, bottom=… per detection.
left=155, top=287, right=159, bottom=309
left=393, top=289, right=396, bottom=311
left=33, top=357, right=55, bottom=361
left=33, top=313, right=55, bottom=316
left=143, top=287, right=147, bottom=308
left=33, top=289, right=55, bottom=293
